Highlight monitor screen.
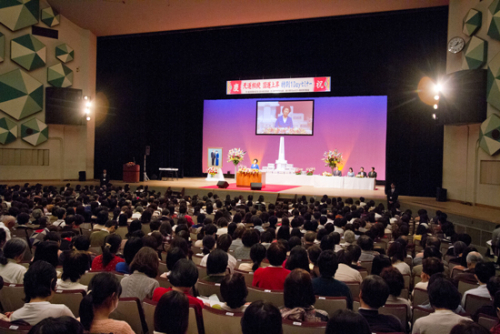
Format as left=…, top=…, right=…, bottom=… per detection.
left=255, top=100, right=314, bottom=135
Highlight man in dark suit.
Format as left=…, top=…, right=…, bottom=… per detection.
left=211, top=151, right=216, bottom=166
left=368, top=167, right=377, bottom=179
left=100, top=169, right=109, bottom=187
left=386, top=183, right=398, bottom=210
left=357, top=167, right=367, bottom=177
left=333, top=166, right=342, bottom=177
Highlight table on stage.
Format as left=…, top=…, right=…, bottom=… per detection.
left=265, top=174, right=375, bottom=190
left=236, top=172, right=266, bottom=187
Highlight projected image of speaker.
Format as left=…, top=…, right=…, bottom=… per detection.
left=217, top=181, right=229, bottom=188
left=438, top=69, right=486, bottom=125
left=251, top=182, right=262, bottom=190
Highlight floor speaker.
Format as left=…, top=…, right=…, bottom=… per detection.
left=436, top=187, right=447, bottom=202
left=217, top=181, right=229, bottom=189
left=251, top=182, right=262, bottom=190
left=79, top=171, right=86, bottom=182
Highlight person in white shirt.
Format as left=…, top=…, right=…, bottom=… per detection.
left=56, top=251, right=90, bottom=291
left=0, top=215, right=15, bottom=241
left=461, top=262, right=496, bottom=307
left=334, top=254, right=363, bottom=284
left=52, top=207, right=67, bottom=228
left=413, top=257, right=445, bottom=293
left=388, top=241, right=411, bottom=275
left=200, top=234, right=237, bottom=273
left=11, top=261, right=75, bottom=325
left=412, top=277, right=471, bottom=334
left=0, top=238, right=28, bottom=284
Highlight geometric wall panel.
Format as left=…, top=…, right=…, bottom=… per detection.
left=0, top=0, right=39, bottom=31
left=479, top=113, right=500, bottom=155
left=21, top=118, right=47, bottom=146
left=463, top=9, right=482, bottom=36
left=489, top=0, right=500, bottom=40
left=0, top=68, right=43, bottom=120
left=11, top=34, right=46, bottom=71
left=0, top=116, right=17, bottom=145
left=47, top=63, right=73, bottom=88
left=55, top=43, right=74, bottom=63
left=462, top=36, right=487, bottom=70
left=0, top=32, right=4, bottom=62
left=41, top=6, right=59, bottom=27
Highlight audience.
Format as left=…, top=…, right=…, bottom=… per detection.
left=120, top=246, right=160, bottom=300
left=91, top=234, right=124, bottom=271
left=27, top=316, right=84, bottom=334
left=115, top=236, right=143, bottom=274
left=0, top=238, right=28, bottom=283
left=154, top=290, right=190, bottom=334
left=56, top=251, right=89, bottom=291
left=241, top=301, right=282, bottom=334
left=202, top=248, right=228, bottom=283
left=252, top=242, right=290, bottom=290
left=217, top=273, right=249, bottom=312
left=326, top=309, right=371, bottom=334
left=239, top=243, right=266, bottom=272
left=461, top=261, right=496, bottom=307
left=380, top=267, right=411, bottom=319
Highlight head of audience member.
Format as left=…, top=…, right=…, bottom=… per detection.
left=220, top=273, right=248, bottom=310
left=242, top=229, right=260, bottom=248
left=277, top=226, right=290, bottom=241
left=453, top=241, right=467, bottom=257
left=27, top=317, right=84, bottom=334
left=166, top=247, right=187, bottom=271
left=345, top=245, right=362, bottom=264
left=101, top=234, right=122, bottom=267
left=325, top=309, right=371, bottom=334
left=428, top=276, right=461, bottom=311
left=318, top=250, right=339, bottom=278
left=380, top=267, right=404, bottom=298
left=465, top=251, right=483, bottom=270
left=61, top=251, right=89, bottom=283
left=241, top=301, right=282, bottom=334
left=267, top=242, right=287, bottom=267
left=421, top=257, right=445, bottom=282
left=80, top=272, right=122, bottom=331
left=343, top=230, right=355, bottom=245
left=206, top=249, right=228, bottom=276
left=32, top=241, right=59, bottom=268
left=202, top=235, right=216, bottom=255
left=358, top=235, right=374, bottom=252
left=474, top=262, right=496, bottom=285
left=285, top=246, right=310, bottom=272
left=460, top=246, right=478, bottom=267
left=123, top=237, right=143, bottom=266
left=217, top=234, right=232, bottom=253
left=487, top=276, right=500, bottom=299
left=154, top=290, right=189, bottom=334
left=23, top=260, right=58, bottom=303
left=449, top=322, right=490, bottom=334
left=130, top=246, right=159, bottom=278
left=359, top=275, right=389, bottom=310
left=283, top=269, right=315, bottom=310
left=423, top=246, right=441, bottom=259
left=387, top=241, right=406, bottom=264
left=169, top=259, right=199, bottom=291
left=371, top=255, right=392, bottom=276
left=0, top=238, right=27, bottom=265
left=250, top=243, right=267, bottom=272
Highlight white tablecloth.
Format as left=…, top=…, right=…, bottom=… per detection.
left=313, top=176, right=344, bottom=188
left=265, top=174, right=375, bottom=190
left=343, top=177, right=375, bottom=190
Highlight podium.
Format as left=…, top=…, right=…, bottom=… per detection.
left=236, top=172, right=266, bottom=187
left=123, top=164, right=140, bottom=183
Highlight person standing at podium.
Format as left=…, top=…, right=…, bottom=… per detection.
left=251, top=159, right=259, bottom=170
left=274, top=106, right=294, bottom=128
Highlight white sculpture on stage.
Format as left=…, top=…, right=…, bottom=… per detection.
left=275, top=136, right=288, bottom=171
left=205, top=168, right=225, bottom=181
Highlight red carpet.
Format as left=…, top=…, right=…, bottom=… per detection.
left=201, top=183, right=299, bottom=192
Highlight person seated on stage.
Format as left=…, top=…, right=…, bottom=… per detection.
left=333, top=166, right=342, bottom=177
left=251, top=159, right=260, bottom=170
left=252, top=242, right=290, bottom=290
left=357, top=167, right=367, bottom=178
left=274, top=106, right=294, bottom=128
left=368, top=167, right=377, bottom=179
left=347, top=167, right=355, bottom=177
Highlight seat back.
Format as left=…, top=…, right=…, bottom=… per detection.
left=282, top=318, right=327, bottom=334
left=0, top=319, right=31, bottom=334
left=358, top=269, right=368, bottom=279
left=246, top=286, right=284, bottom=307
left=142, top=299, right=157, bottom=334
left=0, top=284, right=25, bottom=312
left=197, top=265, right=207, bottom=279
left=458, top=279, right=479, bottom=295
left=88, top=246, right=102, bottom=256
left=159, top=262, right=168, bottom=275
left=234, top=269, right=253, bottom=286
left=192, top=254, right=204, bottom=265
left=202, top=306, right=244, bottom=334
left=380, top=304, right=407, bottom=326
left=359, top=261, right=372, bottom=274
left=344, top=282, right=360, bottom=299
left=110, top=297, right=147, bottom=334
left=79, top=270, right=104, bottom=286
left=115, top=226, right=128, bottom=239
left=158, top=276, right=172, bottom=289
left=314, top=296, right=347, bottom=318
left=196, top=280, right=224, bottom=301
left=464, top=294, right=491, bottom=316
left=187, top=304, right=204, bottom=334
left=412, top=287, right=428, bottom=308
left=353, top=299, right=360, bottom=312
left=412, top=306, right=433, bottom=325
left=400, top=288, right=409, bottom=300
left=52, top=289, right=85, bottom=317
left=477, top=313, right=499, bottom=330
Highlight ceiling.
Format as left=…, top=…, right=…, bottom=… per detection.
left=47, top=0, right=449, bottom=37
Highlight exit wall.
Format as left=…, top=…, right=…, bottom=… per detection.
left=445, top=0, right=500, bottom=208
left=0, top=0, right=96, bottom=181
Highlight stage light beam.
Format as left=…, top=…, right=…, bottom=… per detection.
left=434, top=95, right=440, bottom=100
left=86, top=116, right=91, bottom=121
left=433, top=104, right=438, bottom=109
left=432, top=113, right=437, bottom=119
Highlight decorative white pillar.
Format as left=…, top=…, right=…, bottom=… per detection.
left=275, top=136, right=288, bottom=171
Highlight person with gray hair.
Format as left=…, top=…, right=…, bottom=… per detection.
left=341, top=230, right=356, bottom=248
left=453, top=251, right=483, bottom=283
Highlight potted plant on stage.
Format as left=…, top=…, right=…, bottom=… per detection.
left=306, top=168, right=315, bottom=176
left=295, top=168, right=302, bottom=176
left=322, top=171, right=333, bottom=177
left=228, top=148, right=245, bottom=181
left=206, top=166, right=218, bottom=179
left=323, top=149, right=343, bottom=175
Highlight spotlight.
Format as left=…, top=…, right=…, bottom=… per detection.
left=86, top=116, right=91, bottom=121
left=85, top=101, right=92, bottom=108
left=433, top=104, right=438, bottom=109
left=84, top=108, right=90, bottom=114
left=434, top=84, right=442, bottom=93
left=432, top=113, right=437, bottom=120
left=434, top=95, right=440, bottom=100
left=84, top=96, right=88, bottom=100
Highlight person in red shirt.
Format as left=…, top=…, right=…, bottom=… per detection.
left=91, top=234, right=124, bottom=271
left=252, top=242, right=290, bottom=290
left=152, top=259, right=203, bottom=309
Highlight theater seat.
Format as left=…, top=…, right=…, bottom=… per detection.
left=0, top=283, right=24, bottom=312
left=379, top=304, right=407, bottom=326
left=202, top=306, right=244, bottom=334
left=359, top=261, right=372, bottom=275
left=282, top=318, right=327, bottom=334
left=187, top=304, right=203, bottom=334
left=344, top=282, right=360, bottom=299
left=234, top=269, right=253, bottom=286
left=142, top=299, right=157, bottom=334
left=196, top=280, right=224, bottom=301
left=314, top=296, right=347, bottom=317
left=51, top=289, right=86, bottom=317
left=246, top=286, right=284, bottom=307
left=464, top=294, right=491, bottom=316
left=412, top=287, right=428, bottom=308
left=110, top=297, right=148, bottom=334
left=412, top=306, right=433, bottom=325
left=0, top=319, right=31, bottom=334
left=477, top=313, right=499, bottom=330
left=458, top=279, right=479, bottom=295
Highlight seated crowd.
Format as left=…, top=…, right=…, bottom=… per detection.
left=0, top=183, right=498, bottom=334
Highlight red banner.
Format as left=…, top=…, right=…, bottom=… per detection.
left=227, top=77, right=331, bottom=95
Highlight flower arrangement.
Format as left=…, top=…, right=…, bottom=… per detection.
left=126, top=162, right=136, bottom=167
left=322, top=171, right=333, bottom=177
left=305, top=168, right=315, bottom=176
left=228, top=148, right=246, bottom=166
left=356, top=174, right=364, bottom=178
left=238, top=165, right=247, bottom=172
left=207, top=167, right=218, bottom=176
left=323, top=150, right=343, bottom=174
left=238, top=167, right=261, bottom=175
left=295, top=168, right=302, bottom=175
